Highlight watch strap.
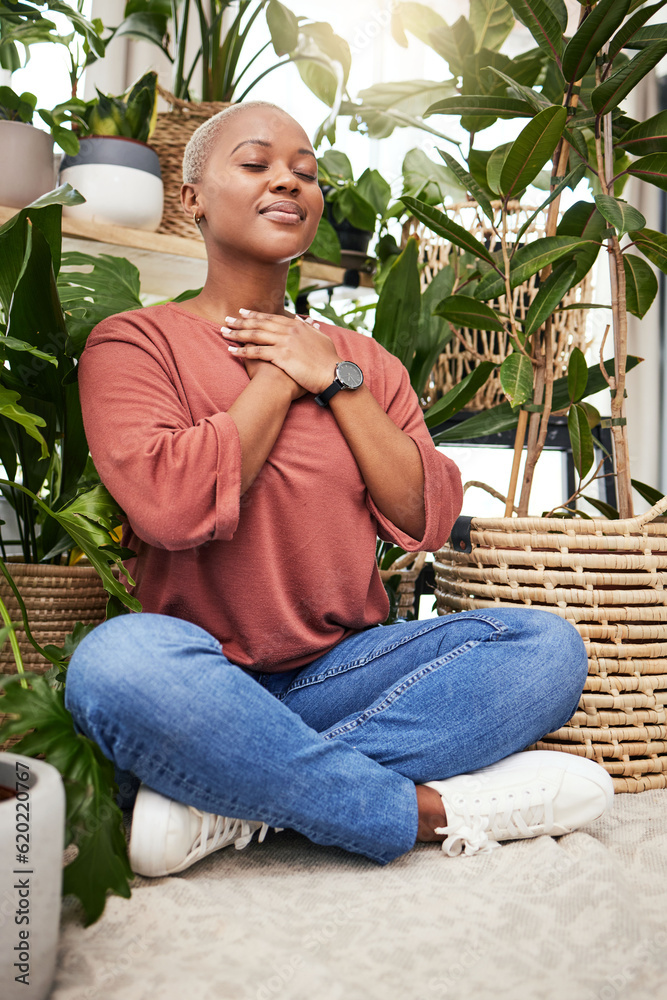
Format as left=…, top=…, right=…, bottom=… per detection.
left=313, top=380, right=344, bottom=407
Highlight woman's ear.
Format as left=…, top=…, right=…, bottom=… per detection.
left=181, top=183, right=198, bottom=218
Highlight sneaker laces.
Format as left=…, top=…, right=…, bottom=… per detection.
left=188, top=810, right=272, bottom=863
left=435, top=787, right=554, bottom=858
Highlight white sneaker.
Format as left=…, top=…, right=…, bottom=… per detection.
left=426, top=751, right=614, bottom=858
left=129, top=784, right=273, bottom=877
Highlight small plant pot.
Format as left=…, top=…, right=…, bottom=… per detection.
left=0, top=751, right=65, bottom=1000
left=0, top=121, right=55, bottom=209
left=320, top=184, right=374, bottom=255
left=59, top=135, right=163, bottom=231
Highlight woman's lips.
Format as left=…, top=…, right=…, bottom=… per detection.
left=260, top=209, right=303, bottom=225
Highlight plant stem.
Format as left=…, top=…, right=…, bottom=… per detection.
left=0, top=591, right=25, bottom=687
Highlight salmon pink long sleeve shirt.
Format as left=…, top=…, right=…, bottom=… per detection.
left=77, top=302, right=463, bottom=672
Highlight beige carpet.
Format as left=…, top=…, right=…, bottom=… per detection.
left=49, top=791, right=667, bottom=1000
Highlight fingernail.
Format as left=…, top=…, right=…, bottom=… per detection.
left=228, top=345, right=239, bottom=353
left=225, top=316, right=239, bottom=324
left=221, top=326, right=232, bottom=334
left=239, top=308, right=252, bottom=316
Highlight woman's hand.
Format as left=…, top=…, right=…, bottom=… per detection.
left=223, top=310, right=341, bottom=395
left=243, top=356, right=307, bottom=400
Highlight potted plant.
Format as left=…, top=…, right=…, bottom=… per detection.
left=108, top=1, right=352, bottom=237
left=379, top=0, right=667, bottom=791
left=56, top=70, right=163, bottom=230
left=0, top=0, right=105, bottom=207
left=0, top=185, right=143, bottom=925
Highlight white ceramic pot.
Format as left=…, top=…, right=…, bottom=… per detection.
left=59, top=135, right=163, bottom=231
left=0, top=121, right=55, bottom=209
left=0, top=751, right=65, bottom=1000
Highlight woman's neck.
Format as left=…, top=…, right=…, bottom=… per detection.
left=184, top=250, right=292, bottom=324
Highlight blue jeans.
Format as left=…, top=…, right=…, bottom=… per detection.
left=64, top=609, right=587, bottom=866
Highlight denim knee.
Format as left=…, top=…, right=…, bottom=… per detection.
left=521, top=609, right=588, bottom=730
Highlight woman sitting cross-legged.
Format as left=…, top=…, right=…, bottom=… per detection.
left=65, top=101, right=613, bottom=877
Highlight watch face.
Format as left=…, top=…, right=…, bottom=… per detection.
left=337, top=361, right=364, bottom=389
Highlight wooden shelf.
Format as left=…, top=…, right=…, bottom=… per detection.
left=0, top=205, right=374, bottom=299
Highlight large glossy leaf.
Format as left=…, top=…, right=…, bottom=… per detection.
left=616, top=110, right=667, bottom=155
left=623, top=253, right=658, bottom=318
left=486, top=142, right=513, bottom=194
left=390, top=1, right=448, bottom=48
left=500, top=105, right=567, bottom=199
left=402, top=147, right=467, bottom=203
left=424, top=361, right=497, bottom=428
left=632, top=479, right=664, bottom=505
left=556, top=201, right=606, bottom=284
left=401, top=197, right=499, bottom=267
left=568, top=402, right=595, bottom=478
left=488, top=66, right=552, bottom=112
left=356, top=168, right=392, bottom=217
left=354, top=80, right=458, bottom=121
left=434, top=296, right=505, bottom=331
left=307, top=217, right=340, bottom=265
left=432, top=356, right=642, bottom=442
left=333, top=187, right=376, bottom=231
left=57, top=252, right=143, bottom=356
left=626, top=153, right=667, bottom=192
left=266, top=0, right=299, bottom=56
left=426, top=95, right=535, bottom=119
left=592, top=42, right=667, bottom=116
left=523, top=260, right=578, bottom=337
left=428, top=20, right=476, bottom=77
left=341, top=96, right=460, bottom=142
left=373, top=237, right=422, bottom=369
left=411, top=266, right=455, bottom=396
left=474, top=237, right=598, bottom=300
left=43, top=0, right=105, bottom=56
left=504, top=0, right=566, bottom=61
left=630, top=227, right=667, bottom=274
left=567, top=346, right=588, bottom=402
left=622, top=24, right=667, bottom=50
left=112, top=11, right=170, bottom=51
left=499, top=352, right=534, bottom=407
left=608, top=0, right=667, bottom=59
left=562, top=0, right=629, bottom=83
left=594, top=194, right=646, bottom=234
left=0, top=385, right=47, bottom=457
left=469, top=0, right=516, bottom=51
left=437, top=149, right=494, bottom=220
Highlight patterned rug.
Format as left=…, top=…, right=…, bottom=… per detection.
left=50, top=790, right=667, bottom=1000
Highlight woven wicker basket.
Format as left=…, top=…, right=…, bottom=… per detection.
left=433, top=496, right=667, bottom=792
left=0, top=562, right=109, bottom=749
left=404, top=202, right=591, bottom=411
left=151, top=86, right=231, bottom=239
left=379, top=551, right=426, bottom=618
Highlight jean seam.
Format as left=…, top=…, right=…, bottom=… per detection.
left=321, top=636, right=492, bottom=740
left=281, top=613, right=509, bottom=697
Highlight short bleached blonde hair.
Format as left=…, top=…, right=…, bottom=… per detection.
left=182, top=101, right=291, bottom=183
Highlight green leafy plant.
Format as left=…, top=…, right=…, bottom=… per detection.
left=0, top=0, right=104, bottom=79
left=386, top=0, right=667, bottom=518
left=0, top=186, right=145, bottom=923
left=45, top=69, right=160, bottom=152
left=112, top=0, right=351, bottom=143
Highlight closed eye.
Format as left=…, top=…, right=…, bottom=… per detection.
left=242, top=163, right=317, bottom=180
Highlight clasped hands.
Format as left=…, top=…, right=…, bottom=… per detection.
left=221, top=310, right=342, bottom=400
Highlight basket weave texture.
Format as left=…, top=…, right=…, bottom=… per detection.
left=0, top=562, right=109, bottom=749
left=151, top=86, right=231, bottom=239
left=404, top=201, right=591, bottom=410
left=379, top=551, right=426, bottom=618
left=433, top=497, right=667, bottom=792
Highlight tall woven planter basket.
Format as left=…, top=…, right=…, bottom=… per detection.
left=0, top=563, right=109, bottom=746
left=433, top=497, right=667, bottom=792
left=150, top=86, right=231, bottom=239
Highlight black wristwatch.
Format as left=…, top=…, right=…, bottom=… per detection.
left=314, top=361, right=364, bottom=407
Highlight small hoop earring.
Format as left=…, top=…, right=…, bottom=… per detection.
left=194, top=211, right=203, bottom=225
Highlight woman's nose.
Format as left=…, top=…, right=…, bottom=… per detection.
left=269, top=167, right=300, bottom=194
